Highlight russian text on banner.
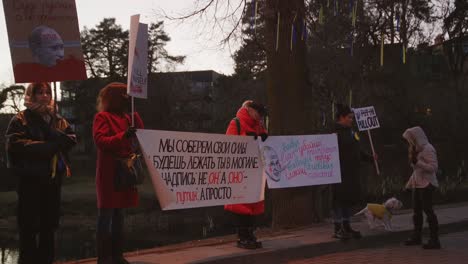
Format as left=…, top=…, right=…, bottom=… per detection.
left=136, top=129, right=266, bottom=210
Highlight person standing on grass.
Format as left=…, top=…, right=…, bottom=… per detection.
left=332, top=104, right=376, bottom=240
left=224, top=100, right=268, bottom=249
left=93, top=82, right=144, bottom=263
left=403, top=126, right=441, bottom=250
left=5, top=82, right=76, bottom=264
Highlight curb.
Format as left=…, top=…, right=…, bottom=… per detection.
left=192, top=220, right=468, bottom=264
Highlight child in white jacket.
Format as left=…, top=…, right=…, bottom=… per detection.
left=402, top=126, right=440, bottom=249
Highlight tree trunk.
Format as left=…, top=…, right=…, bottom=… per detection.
left=264, top=0, right=319, bottom=228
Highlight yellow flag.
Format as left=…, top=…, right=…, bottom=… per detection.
left=51, top=154, right=58, bottom=178
left=403, top=45, right=406, bottom=64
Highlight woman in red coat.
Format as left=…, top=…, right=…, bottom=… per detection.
left=92, top=82, right=144, bottom=264
left=225, top=100, right=268, bottom=249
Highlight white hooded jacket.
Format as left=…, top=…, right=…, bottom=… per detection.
left=403, top=127, right=439, bottom=189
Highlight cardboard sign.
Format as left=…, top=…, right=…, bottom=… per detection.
left=127, top=15, right=148, bottom=99
left=136, top=129, right=266, bottom=210
left=2, top=0, right=87, bottom=83
left=258, top=134, right=342, bottom=189
left=353, top=106, right=380, bottom=131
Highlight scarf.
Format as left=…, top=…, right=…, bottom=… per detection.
left=23, top=85, right=56, bottom=121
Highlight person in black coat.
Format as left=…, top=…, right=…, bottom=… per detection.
left=332, top=104, right=375, bottom=240
left=5, top=82, right=76, bottom=264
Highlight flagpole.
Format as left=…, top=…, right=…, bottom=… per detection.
left=131, top=96, right=135, bottom=127
left=53, top=81, right=58, bottom=114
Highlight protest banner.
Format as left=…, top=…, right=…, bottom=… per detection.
left=353, top=106, right=380, bottom=175
left=136, top=129, right=266, bottom=210
left=127, top=14, right=148, bottom=99
left=258, top=134, right=341, bottom=189
left=353, top=106, right=380, bottom=131
left=2, top=0, right=87, bottom=83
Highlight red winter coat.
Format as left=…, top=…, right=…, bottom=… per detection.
left=93, top=111, right=144, bottom=209
left=224, top=107, right=267, bottom=215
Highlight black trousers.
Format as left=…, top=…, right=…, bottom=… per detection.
left=97, top=208, right=125, bottom=259
left=18, top=228, right=55, bottom=264
left=17, top=176, right=62, bottom=264
left=231, top=213, right=256, bottom=240
left=412, top=185, right=439, bottom=239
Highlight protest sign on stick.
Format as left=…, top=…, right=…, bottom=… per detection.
left=136, top=129, right=266, bottom=210
left=259, top=134, right=341, bottom=189
left=127, top=14, right=148, bottom=126
left=353, top=106, right=380, bottom=175
left=2, top=0, right=87, bottom=83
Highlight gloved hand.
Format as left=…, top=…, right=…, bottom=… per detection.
left=260, top=133, right=268, bottom=142
left=124, top=127, right=137, bottom=138
left=246, top=132, right=257, bottom=140
left=411, top=155, right=418, bottom=165
left=57, top=133, right=76, bottom=150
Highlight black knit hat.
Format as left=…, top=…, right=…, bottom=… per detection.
left=335, top=103, right=353, bottom=119
left=250, top=102, right=269, bottom=117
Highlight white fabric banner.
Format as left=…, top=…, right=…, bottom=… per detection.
left=258, top=134, right=342, bottom=189
left=127, top=14, right=148, bottom=99
left=136, top=129, right=266, bottom=210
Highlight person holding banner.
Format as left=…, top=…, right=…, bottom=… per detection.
left=5, top=82, right=76, bottom=264
left=403, top=127, right=440, bottom=249
left=332, top=104, right=375, bottom=240
left=225, top=100, right=268, bottom=249
left=93, top=82, right=144, bottom=264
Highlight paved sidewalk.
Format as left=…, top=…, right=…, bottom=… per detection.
left=68, top=203, right=468, bottom=264
left=290, top=231, right=468, bottom=264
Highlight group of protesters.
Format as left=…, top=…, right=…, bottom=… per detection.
left=5, top=82, right=440, bottom=264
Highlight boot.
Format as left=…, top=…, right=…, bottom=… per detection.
left=18, top=230, right=38, bottom=264
left=38, top=229, right=55, bottom=264
left=423, top=238, right=441, bottom=250
left=423, top=214, right=441, bottom=250
left=343, top=221, right=362, bottom=239
left=236, top=227, right=257, bottom=249
left=96, top=232, right=113, bottom=264
left=112, top=236, right=130, bottom=264
left=404, top=233, right=422, bottom=246
left=247, top=227, right=262, bottom=249
left=112, top=217, right=130, bottom=264
left=405, top=213, right=423, bottom=246
left=332, top=223, right=351, bottom=240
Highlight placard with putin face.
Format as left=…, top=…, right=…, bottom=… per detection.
left=2, top=0, right=87, bottom=83
left=259, top=134, right=342, bottom=189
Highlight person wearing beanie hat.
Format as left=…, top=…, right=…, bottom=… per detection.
left=93, top=82, right=145, bottom=264
left=332, top=104, right=376, bottom=240
left=5, top=82, right=76, bottom=264
left=225, top=100, right=268, bottom=249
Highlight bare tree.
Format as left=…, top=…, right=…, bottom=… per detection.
left=0, top=85, right=26, bottom=113
left=164, top=0, right=323, bottom=227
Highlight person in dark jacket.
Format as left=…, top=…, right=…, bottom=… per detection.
left=5, top=82, right=76, bottom=264
left=225, top=100, right=268, bottom=249
left=332, top=104, right=375, bottom=240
